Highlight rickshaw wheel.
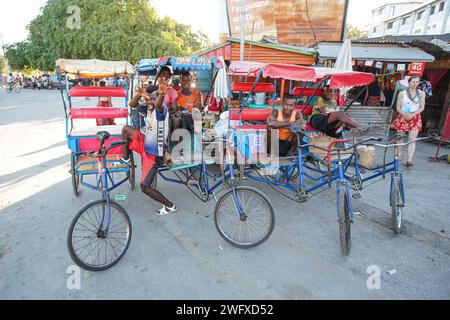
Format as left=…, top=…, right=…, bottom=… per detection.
left=214, top=186, right=275, bottom=248
left=337, top=189, right=351, bottom=256
left=71, top=154, right=80, bottom=197
left=391, top=177, right=403, bottom=235
left=127, top=153, right=136, bottom=191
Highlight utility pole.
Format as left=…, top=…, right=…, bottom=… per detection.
left=240, top=0, right=245, bottom=61
left=0, top=33, right=9, bottom=75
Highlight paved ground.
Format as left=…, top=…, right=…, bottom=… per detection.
left=0, top=89, right=449, bottom=300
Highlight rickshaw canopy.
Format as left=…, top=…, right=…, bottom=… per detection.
left=56, top=59, right=134, bottom=78
left=229, top=61, right=374, bottom=88
left=137, top=56, right=223, bottom=75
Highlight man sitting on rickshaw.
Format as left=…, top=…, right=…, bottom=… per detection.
left=267, top=96, right=306, bottom=157
left=122, top=79, right=177, bottom=216
left=309, top=86, right=366, bottom=138
left=173, top=72, right=203, bottom=133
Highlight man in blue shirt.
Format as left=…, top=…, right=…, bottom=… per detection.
left=122, top=79, right=176, bottom=216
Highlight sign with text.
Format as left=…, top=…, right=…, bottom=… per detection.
left=408, top=62, right=425, bottom=77
left=226, top=0, right=348, bottom=46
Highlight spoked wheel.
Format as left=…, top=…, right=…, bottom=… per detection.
left=214, top=186, right=275, bottom=248
left=71, top=153, right=80, bottom=197
left=67, top=200, right=132, bottom=271
left=391, top=177, right=403, bottom=235
left=14, top=85, right=21, bottom=93
left=6, top=85, right=13, bottom=93
left=127, top=153, right=136, bottom=191
left=337, top=187, right=351, bottom=256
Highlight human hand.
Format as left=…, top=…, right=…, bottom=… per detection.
left=158, top=78, right=169, bottom=95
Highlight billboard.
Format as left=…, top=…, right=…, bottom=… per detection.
left=226, top=0, right=349, bottom=46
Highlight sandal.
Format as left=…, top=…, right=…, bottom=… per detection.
left=157, top=205, right=178, bottom=216
left=405, top=161, right=414, bottom=168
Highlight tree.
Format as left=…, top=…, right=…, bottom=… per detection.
left=5, top=0, right=211, bottom=70
left=346, top=25, right=369, bottom=40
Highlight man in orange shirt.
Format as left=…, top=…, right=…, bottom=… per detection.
left=174, top=72, right=203, bottom=132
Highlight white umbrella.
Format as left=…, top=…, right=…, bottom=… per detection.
left=333, top=39, right=353, bottom=96
left=214, top=56, right=229, bottom=102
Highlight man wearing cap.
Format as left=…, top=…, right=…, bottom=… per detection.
left=123, top=80, right=177, bottom=216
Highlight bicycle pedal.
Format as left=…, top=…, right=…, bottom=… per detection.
left=352, top=193, right=361, bottom=200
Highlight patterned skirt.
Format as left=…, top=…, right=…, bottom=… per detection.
left=391, top=114, right=422, bottom=132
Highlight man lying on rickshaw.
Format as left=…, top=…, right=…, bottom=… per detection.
left=309, top=86, right=367, bottom=138
left=122, top=80, right=178, bottom=216
left=267, top=96, right=306, bottom=157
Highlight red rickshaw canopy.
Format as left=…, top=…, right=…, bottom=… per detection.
left=229, top=61, right=374, bottom=88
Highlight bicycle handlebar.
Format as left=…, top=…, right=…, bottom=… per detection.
left=367, top=136, right=434, bottom=149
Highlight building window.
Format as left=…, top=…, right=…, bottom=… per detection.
left=380, top=7, right=386, bottom=15
left=390, top=6, right=396, bottom=16
left=387, top=21, right=394, bottom=29
left=439, top=2, right=445, bottom=11
left=417, top=11, right=424, bottom=20
left=373, top=27, right=377, bottom=33
left=430, top=5, right=435, bottom=15
left=402, top=16, right=410, bottom=25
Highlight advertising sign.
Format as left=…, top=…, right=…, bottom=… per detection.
left=408, top=62, right=425, bottom=77
left=226, top=0, right=349, bottom=45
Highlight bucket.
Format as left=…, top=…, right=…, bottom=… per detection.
left=255, top=92, right=266, bottom=105
left=357, top=145, right=376, bottom=169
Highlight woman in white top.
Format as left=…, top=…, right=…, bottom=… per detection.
left=391, top=76, right=426, bottom=167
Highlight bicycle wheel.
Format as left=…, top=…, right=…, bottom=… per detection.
left=14, top=85, right=21, bottom=93
left=127, top=153, right=136, bottom=191
left=6, top=85, right=12, bottom=93
left=214, top=186, right=275, bottom=248
left=337, top=186, right=351, bottom=256
left=71, top=154, right=80, bottom=197
left=67, top=199, right=132, bottom=272
left=391, top=176, right=403, bottom=235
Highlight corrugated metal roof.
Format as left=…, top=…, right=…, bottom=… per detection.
left=355, top=34, right=450, bottom=44
left=317, top=43, right=435, bottom=62
left=227, top=38, right=317, bottom=57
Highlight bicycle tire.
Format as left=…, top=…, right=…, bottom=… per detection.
left=337, top=187, right=351, bottom=256
left=391, top=177, right=403, bottom=235
left=6, top=85, right=12, bottom=93
left=214, top=186, right=275, bottom=248
left=71, top=154, right=80, bottom=197
left=67, top=199, right=132, bottom=272
left=14, top=85, right=21, bottom=93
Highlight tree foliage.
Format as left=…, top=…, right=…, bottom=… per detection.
left=346, top=25, right=369, bottom=40
left=5, top=0, right=211, bottom=71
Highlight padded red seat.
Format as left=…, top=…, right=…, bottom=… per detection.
left=70, top=108, right=129, bottom=119
left=78, top=137, right=124, bottom=154
left=231, top=82, right=275, bottom=93
left=292, top=87, right=324, bottom=97
left=69, top=86, right=127, bottom=98
left=229, top=108, right=272, bottom=121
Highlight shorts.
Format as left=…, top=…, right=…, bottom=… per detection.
left=279, top=139, right=292, bottom=157
left=310, top=114, right=342, bottom=138
left=129, top=129, right=162, bottom=186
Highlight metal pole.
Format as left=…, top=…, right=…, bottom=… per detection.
left=240, top=0, right=245, bottom=61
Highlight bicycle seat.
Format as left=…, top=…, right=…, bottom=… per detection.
left=96, top=131, right=110, bottom=141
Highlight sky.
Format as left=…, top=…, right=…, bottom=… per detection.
left=0, top=0, right=388, bottom=47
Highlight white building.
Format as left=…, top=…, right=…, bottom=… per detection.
left=369, top=0, right=450, bottom=37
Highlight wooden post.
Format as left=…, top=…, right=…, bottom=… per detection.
left=280, top=79, right=286, bottom=106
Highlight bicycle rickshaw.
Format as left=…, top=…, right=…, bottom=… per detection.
left=226, top=61, right=423, bottom=255
left=57, top=59, right=136, bottom=271
left=135, top=56, right=275, bottom=249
